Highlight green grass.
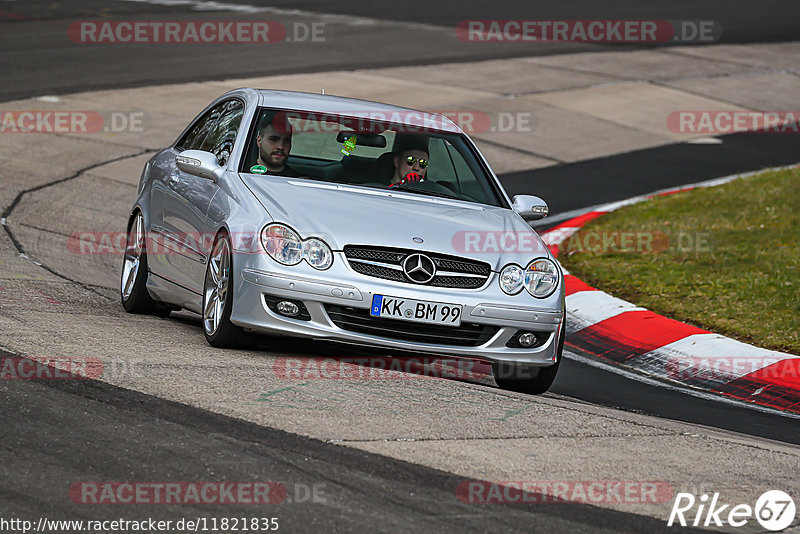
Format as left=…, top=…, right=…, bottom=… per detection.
left=559, top=166, right=800, bottom=354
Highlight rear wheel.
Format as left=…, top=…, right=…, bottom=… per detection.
left=202, top=232, right=243, bottom=348
left=120, top=212, right=170, bottom=317
left=493, top=314, right=565, bottom=394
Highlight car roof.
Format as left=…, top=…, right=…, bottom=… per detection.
left=251, top=89, right=462, bottom=134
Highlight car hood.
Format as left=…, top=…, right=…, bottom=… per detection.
left=241, top=176, right=551, bottom=270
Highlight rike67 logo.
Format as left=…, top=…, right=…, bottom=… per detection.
left=668, top=490, right=795, bottom=531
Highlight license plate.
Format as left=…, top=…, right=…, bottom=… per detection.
left=370, top=295, right=462, bottom=326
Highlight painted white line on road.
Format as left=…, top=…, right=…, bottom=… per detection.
left=685, top=137, right=722, bottom=144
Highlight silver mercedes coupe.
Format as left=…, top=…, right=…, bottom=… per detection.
left=121, top=88, right=565, bottom=393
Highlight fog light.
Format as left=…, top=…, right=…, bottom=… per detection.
left=276, top=300, right=300, bottom=317
left=517, top=332, right=538, bottom=347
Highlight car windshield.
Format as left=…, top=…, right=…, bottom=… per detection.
left=240, top=107, right=505, bottom=207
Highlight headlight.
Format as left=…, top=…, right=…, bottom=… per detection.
left=499, top=264, right=525, bottom=294
left=524, top=258, right=559, bottom=298
left=303, top=238, right=333, bottom=270
left=261, top=224, right=333, bottom=270
left=261, top=224, right=303, bottom=265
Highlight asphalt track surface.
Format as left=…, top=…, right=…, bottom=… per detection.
left=2, top=0, right=800, bottom=531
left=2, top=0, right=800, bottom=101
left=1, top=350, right=704, bottom=534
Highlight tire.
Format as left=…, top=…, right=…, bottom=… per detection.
left=202, top=231, right=244, bottom=348
left=493, top=313, right=565, bottom=395
left=120, top=211, right=170, bottom=317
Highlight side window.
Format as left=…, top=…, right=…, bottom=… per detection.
left=426, top=138, right=488, bottom=201
left=427, top=138, right=456, bottom=182
left=177, top=102, right=227, bottom=151
left=201, top=100, right=244, bottom=166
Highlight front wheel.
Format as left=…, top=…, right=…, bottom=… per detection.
left=492, top=358, right=561, bottom=395
left=493, top=316, right=565, bottom=395
left=120, top=212, right=170, bottom=317
left=202, top=232, right=243, bottom=348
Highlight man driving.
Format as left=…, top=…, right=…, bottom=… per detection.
left=389, top=137, right=429, bottom=187
left=256, top=113, right=299, bottom=177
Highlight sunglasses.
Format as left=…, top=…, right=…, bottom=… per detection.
left=404, top=155, right=429, bottom=168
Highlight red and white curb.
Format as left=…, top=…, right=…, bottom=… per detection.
left=540, top=166, right=800, bottom=415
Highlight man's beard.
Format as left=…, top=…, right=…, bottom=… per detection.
left=260, top=148, right=286, bottom=168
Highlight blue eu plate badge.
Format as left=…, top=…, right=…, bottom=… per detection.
left=371, top=295, right=383, bottom=316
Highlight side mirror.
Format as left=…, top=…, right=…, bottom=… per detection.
left=176, top=150, right=224, bottom=182
left=512, top=195, right=549, bottom=221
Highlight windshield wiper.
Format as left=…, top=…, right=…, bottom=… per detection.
left=389, top=184, right=461, bottom=200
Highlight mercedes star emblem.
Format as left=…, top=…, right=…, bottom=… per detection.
left=402, top=253, right=436, bottom=284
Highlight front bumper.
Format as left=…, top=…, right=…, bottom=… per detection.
left=230, top=253, right=565, bottom=366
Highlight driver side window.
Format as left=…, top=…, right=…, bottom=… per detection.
left=427, top=138, right=483, bottom=199
left=178, top=102, right=226, bottom=151
left=177, top=99, right=244, bottom=167
left=200, top=100, right=244, bottom=166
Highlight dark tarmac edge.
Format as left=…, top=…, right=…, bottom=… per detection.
left=500, top=131, right=800, bottom=218
left=553, top=350, right=800, bottom=446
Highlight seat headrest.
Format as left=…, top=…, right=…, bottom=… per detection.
left=376, top=152, right=396, bottom=184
